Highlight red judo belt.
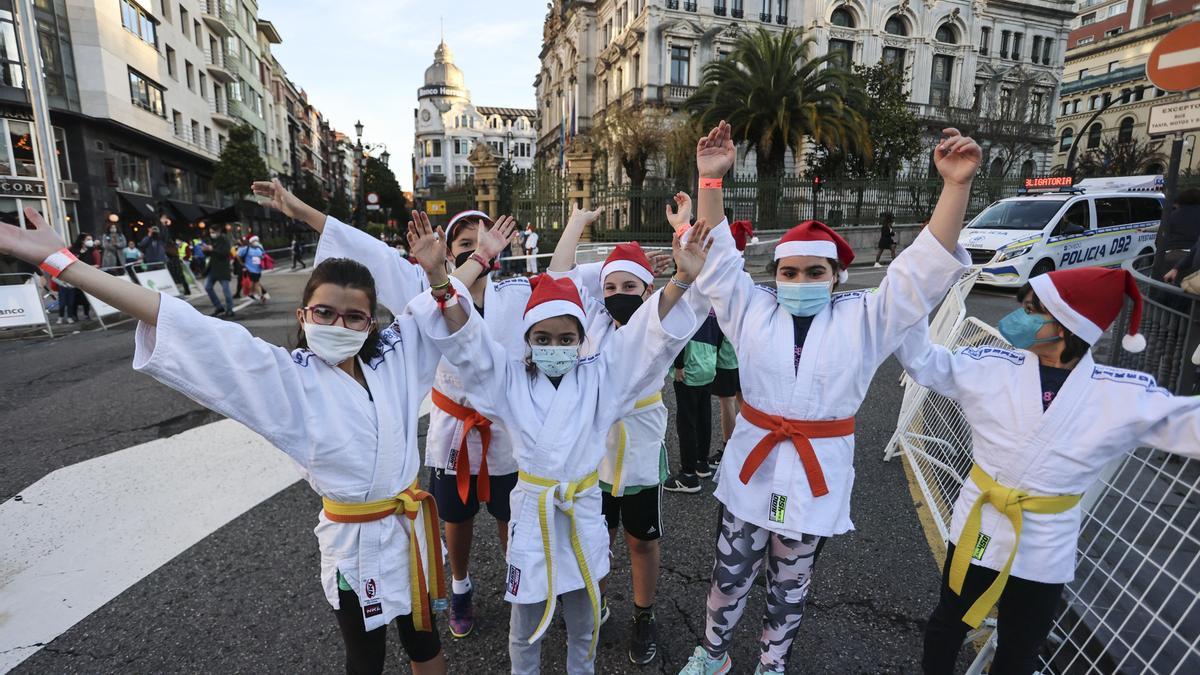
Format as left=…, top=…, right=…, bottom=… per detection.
left=432, top=388, right=494, bottom=504
left=737, top=403, right=855, bottom=498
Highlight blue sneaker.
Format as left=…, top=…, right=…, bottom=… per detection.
left=678, top=645, right=730, bottom=675
left=448, top=587, right=474, bottom=638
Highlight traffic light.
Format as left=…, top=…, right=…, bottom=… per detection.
left=812, top=175, right=823, bottom=193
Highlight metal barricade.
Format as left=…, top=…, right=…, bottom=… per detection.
left=0, top=272, right=52, bottom=338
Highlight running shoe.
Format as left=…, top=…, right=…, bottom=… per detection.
left=448, top=587, right=474, bottom=638
left=679, top=646, right=730, bottom=675
left=694, top=462, right=714, bottom=479
left=753, top=665, right=784, bottom=675
left=600, top=595, right=610, bottom=626
left=628, top=608, right=658, bottom=664
left=663, top=473, right=701, bottom=494
left=210, top=308, right=226, bottom=317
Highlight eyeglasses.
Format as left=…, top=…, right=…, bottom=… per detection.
left=301, top=305, right=375, bottom=332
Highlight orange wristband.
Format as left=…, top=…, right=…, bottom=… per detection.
left=699, top=177, right=723, bottom=190
left=40, top=248, right=77, bottom=278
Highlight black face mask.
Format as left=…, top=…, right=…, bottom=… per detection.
left=604, top=292, right=644, bottom=325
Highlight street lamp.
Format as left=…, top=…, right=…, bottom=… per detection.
left=354, top=119, right=364, bottom=140
left=380, top=149, right=391, bottom=167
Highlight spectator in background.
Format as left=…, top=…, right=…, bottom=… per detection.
left=1161, top=189, right=1200, bottom=280
left=122, top=238, right=143, bottom=270
left=238, top=235, right=267, bottom=302
left=875, top=211, right=898, bottom=267
left=100, top=222, right=125, bottom=272
left=202, top=228, right=234, bottom=317
left=291, top=236, right=306, bottom=270
left=138, top=224, right=168, bottom=265
left=191, top=235, right=207, bottom=277
left=164, top=233, right=192, bottom=296
left=665, top=311, right=721, bottom=493
left=56, top=234, right=89, bottom=323
left=523, top=223, right=539, bottom=274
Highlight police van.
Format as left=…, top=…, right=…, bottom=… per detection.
left=959, top=176, right=1164, bottom=287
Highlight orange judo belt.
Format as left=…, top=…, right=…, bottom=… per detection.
left=321, top=482, right=447, bottom=632
left=738, top=403, right=855, bottom=497
left=432, top=388, right=494, bottom=504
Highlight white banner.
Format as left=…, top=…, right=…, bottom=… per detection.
left=85, top=272, right=135, bottom=318
left=135, top=268, right=180, bottom=297
left=0, top=280, right=47, bottom=329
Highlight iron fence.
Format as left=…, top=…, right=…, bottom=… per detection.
left=1108, top=255, right=1200, bottom=395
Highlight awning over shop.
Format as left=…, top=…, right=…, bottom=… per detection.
left=203, top=204, right=239, bottom=224
left=116, top=191, right=158, bottom=224
left=164, top=199, right=206, bottom=225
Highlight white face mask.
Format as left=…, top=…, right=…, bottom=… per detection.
left=304, top=322, right=369, bottom=367
left=530, top=345, right=579, bottom=378
left=84, top=239, right=95, bottom=248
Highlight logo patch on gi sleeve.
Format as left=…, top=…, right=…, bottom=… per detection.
left=507, top=564, right=521, bottom=595
left=363, top=602, right=383, bottom=618
left=972, top=533, right=991, bottom=560
left=769, top=494, right=787, bottom=524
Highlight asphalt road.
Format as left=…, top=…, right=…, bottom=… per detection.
left=2, top=263, right=1015, bottom=674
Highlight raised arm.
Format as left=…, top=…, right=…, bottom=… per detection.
left=1126, top=386, right=1200, bottom=460
left=659, top=218, right=714, bottom=321
left=451, top=214, right=518, bottom=290
left=894, top=321, right=970, bottom=401
left=251, top=178, right=330, bottom=233
left=548, top=205, right=601, bottom=273
left=926, top=128, right=983, bottom=253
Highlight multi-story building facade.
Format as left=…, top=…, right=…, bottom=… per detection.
left=413, top=41, right=536, bottom=194
left=1069, top=0, right=1194, bottom=48
left=536, top=0, right=1076, bottom=179
left=1054, top=9, right=1200, bottom=175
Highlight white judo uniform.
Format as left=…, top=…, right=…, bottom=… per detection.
left=696, top=219, right=970, bottom=538
left=551, top=261, right=712, bottom=493
left=407, top=277, right=699, bottom=609
left=133, top=281, right=441, bottom=631
left=316, top=217, right=529, bottom=480
left=897, top=327, right=1200, bottom=584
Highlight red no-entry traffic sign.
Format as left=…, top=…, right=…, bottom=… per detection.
left=1148, top=22, right=1200, bottom=93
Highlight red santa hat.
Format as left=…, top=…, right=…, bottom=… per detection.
left=1028, top=267, right=1145, bottom=353
left=774, top=221, right=855, bottom=283
left=446, top=210, right=494, bottom=244
left=523, top=275, right=587, bottom=333
left=601, top=242, right=654, bottom=286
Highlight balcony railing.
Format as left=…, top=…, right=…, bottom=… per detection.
left=203, top=47, right=234, bottom=82
left=659, top=84, right=697, bottom=105
left=732, top=8, right=743, bottom=18
left=760, top=12, right=771, bottom=21
left=201, top=0, right=234, bottom=38
left=714, top=4, right=727, bottom=16
left=684, top=1, right=697, bottom=11
left=666, top=0, right=678, bottom=8
left=210, top=98, right=236, bottom=126
left=776, top=14, right=787, bottom=24
left=1060, top=64, right=1146, bottom=96
left=173, top=124, right=219, bottom=157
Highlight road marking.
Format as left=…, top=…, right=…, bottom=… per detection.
left=1159, top=47, right=1200, bottom=70
left=0, top=419, right=300, bottom=672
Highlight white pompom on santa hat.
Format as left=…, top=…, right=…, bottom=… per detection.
left=522, top=275, right=587, bottom=333
left=774, top=220, right=855, bottom=283
left=601, top=242, right=654, bottom=285
left=1028, top=267, right=1145, bottom=353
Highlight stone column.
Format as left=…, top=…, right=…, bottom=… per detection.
left=566, top=136, right=599, bottom=241
left=469, top=145, right=501, bottom=218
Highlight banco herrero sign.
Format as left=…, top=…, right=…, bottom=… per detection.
left=418, top=85, right=468, bottom=99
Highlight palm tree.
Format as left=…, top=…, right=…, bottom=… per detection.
left=688, top=27, right=871, bottom=180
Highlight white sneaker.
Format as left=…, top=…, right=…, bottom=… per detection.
left=56, top=317, right=65, bottom=325
left=66, top=317, right=76, bottom=324
left=679, top=646, right=730, bottom=675
left=873, top=262, right=882, bottom=268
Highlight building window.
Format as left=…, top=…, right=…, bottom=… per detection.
left=1060, top=127, right=1074, bottom=152
left=0, top=119, right=39, bottom=177
left=1087, top=123, right=1102, bottom=149
left=129, top=68, right=166, bottom=117
left=1031, top=36, right=1042, bottom=63
left=180, top=6, right=189, bottom=35
left=185, top=61, right=194, bottom=90
left=116, top=149, right=152, bottom=194
left=1080, top=12, right=1096, bottom=26
left=172, top=109, right=183, bottom=136
left=1011, top=32, right=1022, bottom=59
left=929, top=55, right=953, bottom=107
left=670, top=46, right=690, bottom=85
left=0, top=9, right=23, bottom=88
left=828, top=39, right=853, bottom=67
left=830, top=7, right=854, bottom=27
left=882, top=46, right=905, bottom=71
left=166, top=45, right=176, bottom=78
left=979, top=26, right=990, bottom=55
left=1042, top=37, right=1053, bottom=64
left=199, top=72, right=207, bottom=100
left=1032, top=92, right=1044, bottom=121
left=120, top=0, right=158, bottom=47
left=1118, top=116, right=1134, bottom=144
left=1077, top=36, right=1094, bottom=46
left=1000, top=30, right=1010, bottom=59
left=432, top=139, right=441, bottom=157
left=885, top=15, right=908, bottom=36
left=936, top=24, right=958, bottom=45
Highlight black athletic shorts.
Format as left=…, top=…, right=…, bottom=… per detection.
left=709, top=367, right=741, bottom=398
left=429, top=468, right=518, bottom=524
left=602, top=484, right=663, bottom=541
left=247, top=271, right=262, bottom=282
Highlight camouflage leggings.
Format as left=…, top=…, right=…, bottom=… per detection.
left=702, top=507, right=822, bottom=672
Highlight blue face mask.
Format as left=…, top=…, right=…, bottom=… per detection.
left=530, top=345, right=579, bottom=377
left=776, top=281, right=832, bottom=317
left=998, top=308, right=1060, bottom=349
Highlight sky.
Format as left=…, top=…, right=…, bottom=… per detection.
left=259, top=0, right=546, bottom=191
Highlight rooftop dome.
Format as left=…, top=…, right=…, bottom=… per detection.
left=424, top=41, right=465, bottom=89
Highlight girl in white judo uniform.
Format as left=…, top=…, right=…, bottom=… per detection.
left=679, top=122, right=980, bottom=675
left=0, top=207, right=454, bottom=674
left=546, top=207, right=708, bottom=665
left=897, top=267, right=1200, bottom=674
left=405, top=214, right=715, bottom=674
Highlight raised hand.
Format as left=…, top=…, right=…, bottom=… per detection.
left=567, top=204, right=602, bottom=232
left=647, top=251, right=673, bottom=276
left=476, top=215, right=518, bottom=260
left=406, top=211, right=447, bottom=277
left=697, top=121, right=735, bottom=179
left=251, top=178, right=304, bottom=218
left=666, top=192, right=692, bottom=233
left=673, top=218, right=715, bottom=283
left=933, top=128, right=982, bottom=187
left=0, top=208, right=66, bottom=265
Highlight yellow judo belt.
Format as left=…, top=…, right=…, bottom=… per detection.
left=321, top=482, right=447, bottom=632
left=950, top=465, right=1081, bottom=628
left=610, top=392, right=664, bottom=497
left=518, top=470, right=602, bottom=659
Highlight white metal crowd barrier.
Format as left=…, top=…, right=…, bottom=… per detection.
left=0, top=272, right=53, bottom=337
left=886, top=316, right=1200, bottom=674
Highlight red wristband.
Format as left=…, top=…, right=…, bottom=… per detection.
left=39, top=248, right=77, bottom=278
left=435, top=285, right=457, bottom=310
left=469, top=253, right=490, bottom=269
left=699, top=177, right=723, bottom=190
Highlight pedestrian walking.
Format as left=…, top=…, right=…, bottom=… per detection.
left=407, top=210, right=712, bottom=675
left=665, top=312, right=719, bottom=494
left=0, top=205, right=452, bottom=675
left=237, top=235, right=268, bottom=302
left=100, top=223, right=125, bottom=272
left=710, top=333, right=741, bottom=466
left=164, top=235, right=191, bottom=296
left=875, top=211, right=897, bottom=267
left=523, top=223, right=539, bottom=274
left=677, top=122, right=979, bottom=675
left=291, top=236, right=307, bottom=269
left=897, top=267, right=1200, bottom=674
left=190, top=237, right=207, bottom=277
left=202, top=229, right=234, bottom=317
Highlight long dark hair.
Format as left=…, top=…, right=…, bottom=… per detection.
left=294, top=258, right=382, bottom=361
left=1017, top=281, right=1090, bottom=363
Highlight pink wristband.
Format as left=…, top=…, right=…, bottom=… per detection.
left=39, top=248, right=77, bottom=278
left=699, top=177, right=723, bottom=190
